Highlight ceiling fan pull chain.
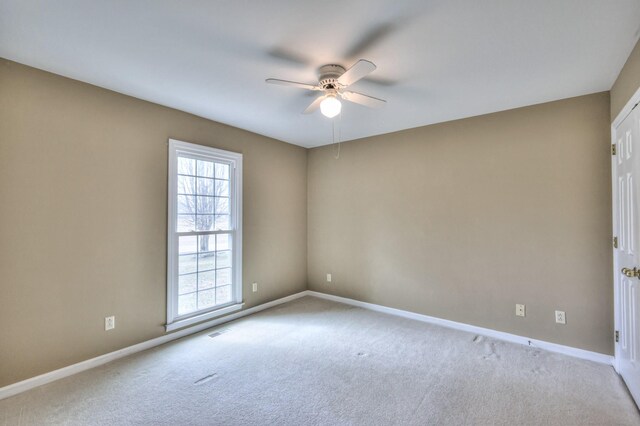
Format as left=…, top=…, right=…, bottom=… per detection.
left=334, top=114, right=341, bottom=160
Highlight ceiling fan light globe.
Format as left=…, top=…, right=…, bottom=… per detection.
left=320, top=96, right=342, bottom=118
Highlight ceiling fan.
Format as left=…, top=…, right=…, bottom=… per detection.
left=266, top=59, right=386, bottom=118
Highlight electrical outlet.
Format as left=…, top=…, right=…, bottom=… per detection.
left=516, top=304, right=525, bottom=317
left=252, top=282, right=258, bottom=292
left=105, top=316, right=115, bottom=331
left=555, top=310, right=566, bottom=324
left=326, top=273, right=332, bottom=283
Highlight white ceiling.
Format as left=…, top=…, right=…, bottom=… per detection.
left=1, top=1, right=639, bottom=148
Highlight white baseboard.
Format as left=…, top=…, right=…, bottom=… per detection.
left=306, top=291, right=614, bottom=366
left=0, top=291, right=309, bottom=401
left=1, top=289, right=614, bottom=401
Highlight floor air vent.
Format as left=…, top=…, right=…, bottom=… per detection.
left=208, top=329, right=230, bottom=338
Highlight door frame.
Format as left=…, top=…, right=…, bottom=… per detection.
left=612, top=86, right=640, bottom=374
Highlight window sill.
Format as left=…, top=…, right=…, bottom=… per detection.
left=165, top=303, right=244, bottom=332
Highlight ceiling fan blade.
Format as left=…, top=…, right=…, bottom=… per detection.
left=303, top=95, right=326, bottom=114
left=344, top=23, right=396, bottom=59
left=341, top=91, right=386, bottom=108
left=265, top=78, right=320, bottom=91
left=267, top=47, right=311, bottom=66
left=337, top=60, right=377, bottom=87
left=362, top=75, right=398, bottom=87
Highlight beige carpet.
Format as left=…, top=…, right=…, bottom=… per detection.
left=1, top=296, right=639, bottom=425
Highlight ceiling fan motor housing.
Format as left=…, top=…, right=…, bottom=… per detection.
left=318, top=64, right=346, bottom=90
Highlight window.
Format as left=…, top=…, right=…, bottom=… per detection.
left=166, top=139, right=243, bottom=331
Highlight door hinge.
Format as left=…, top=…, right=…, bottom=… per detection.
left=614, top=236, right=618, bottom=249
left=615, top=330, right=620, bottom=343
left=612, top=144, right=617, bottom=155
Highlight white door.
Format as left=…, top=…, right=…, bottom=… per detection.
left=614, top=103, right=640, bottom=404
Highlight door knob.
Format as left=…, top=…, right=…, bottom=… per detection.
left=622, top=267, right=640, bottom=278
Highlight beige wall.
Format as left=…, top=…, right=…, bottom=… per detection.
left=308, top=92, right=613, bottom=355
left=0, top=60, right=307, bottom=387
left=611, top=38, right=640, bottom=121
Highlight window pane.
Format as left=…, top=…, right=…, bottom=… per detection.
left=179, top=236, right=197, bottom=255
left=177, top=215, right=195, bottom=232
left=197, top=160, right=214, bottom=178
left=196, top=215, right=215, bottom=231
left=198, top=289, right=215, bottom=310
left=178, top=176, right=195, bottom=194
left=198, top=235, right=214, bottom=253
left=216, top=286, right=232, bottom=305
left=216, top=250, right=231, bottom=269
left=197, top=177, right=214, bottom=196
left=178, top=157, right=195, bottom=175
left=196, top=196, right=214, bottom=214
left=215, top=163, right=229, bottom=179
left=215, top=179, right=229, bottom=196
left=198, top=270, right=215, bottom=290
left=215, top=197, right=229, bottom=215
left=178, top=293, right=197, bottom=315
left=178, top=195, right=195, bottom=214
left=216, top=268, right=231, bottom=286
left=198, top=252, right=215, bottom=271
left=216, top=234, right=231, bottom=250
left=215, top=215, right=230, bottom=230
left=178, top=273, right=197, bottom=295
left=179, top=254, right=197, bottom=275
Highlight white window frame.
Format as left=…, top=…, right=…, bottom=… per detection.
left=166, top=139, right=243, bottom=331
